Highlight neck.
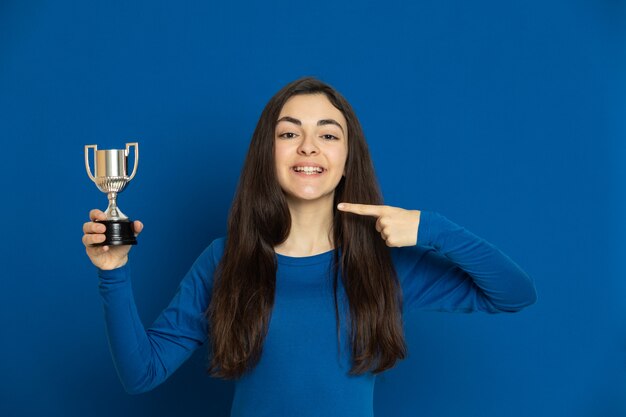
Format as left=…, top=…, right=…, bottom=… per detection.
left=274, top=194, right=335, bottom=257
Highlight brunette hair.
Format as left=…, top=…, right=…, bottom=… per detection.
left=205, top=77, right=406, bottom=379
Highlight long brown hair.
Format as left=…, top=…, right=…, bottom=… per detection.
left=205, top=77, right=407, bottom=379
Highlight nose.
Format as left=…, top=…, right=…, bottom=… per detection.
left=297, top=133, right=319, bottom=156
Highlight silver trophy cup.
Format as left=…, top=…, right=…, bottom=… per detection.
left=85, top=142, right=139, bottom=246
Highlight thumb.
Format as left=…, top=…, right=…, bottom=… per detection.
left=133, top=220, right=143, bottom=237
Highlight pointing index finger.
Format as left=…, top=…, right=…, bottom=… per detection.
left=337, top=203, right=385, bottom=217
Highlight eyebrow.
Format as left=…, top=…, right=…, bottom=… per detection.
left=277, top=116, right=345, bottom=135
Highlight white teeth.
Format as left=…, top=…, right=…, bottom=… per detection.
left=293, top=166, right=323, bottom=173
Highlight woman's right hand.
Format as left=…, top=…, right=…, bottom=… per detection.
left=83, top=209, right=143, bottom=270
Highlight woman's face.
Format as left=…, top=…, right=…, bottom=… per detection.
left=274, top=93, right=348, bottom=204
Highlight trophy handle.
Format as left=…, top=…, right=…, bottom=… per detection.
left=126, top=142, right=139, bottom=180
left=85, top=144, right=97, bottom=182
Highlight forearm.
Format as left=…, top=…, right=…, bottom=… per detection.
left=98, top=262, right=164, bottom=394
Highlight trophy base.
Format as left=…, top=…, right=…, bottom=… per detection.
left=92, top=219, right=137, bottom=246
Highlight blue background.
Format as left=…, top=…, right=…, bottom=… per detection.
left=1, top=1, right=625, bottom=416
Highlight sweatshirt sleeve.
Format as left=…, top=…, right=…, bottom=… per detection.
left=97, top=240, right=218, bottom=394
left=392, top=210, right=537, bottom=314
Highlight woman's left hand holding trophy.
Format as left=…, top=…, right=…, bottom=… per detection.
left=82, top=209, right=143, bottom=270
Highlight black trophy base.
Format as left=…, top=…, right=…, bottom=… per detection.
left=92, top=219, right=137, bottom=246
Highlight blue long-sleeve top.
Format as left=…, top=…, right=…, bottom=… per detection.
left=96, top=210, right=537, bottom=416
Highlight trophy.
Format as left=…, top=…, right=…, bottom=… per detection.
left=85, top=142, right=139, bottom=246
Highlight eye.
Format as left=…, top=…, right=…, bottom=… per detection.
left=278, top=132, right=298, bottom=139
left=321, top=134, right=339, bottom=140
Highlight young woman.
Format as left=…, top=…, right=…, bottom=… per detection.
left=82, top=77, right=537, bottom=416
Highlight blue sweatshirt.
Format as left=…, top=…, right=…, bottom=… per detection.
left=97, top=210, right=537, bottom=416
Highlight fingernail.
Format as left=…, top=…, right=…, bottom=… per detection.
left=337, top=203, right=345, bottom=209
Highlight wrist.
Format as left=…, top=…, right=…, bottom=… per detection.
left=100, top=255, right=129, bottom=271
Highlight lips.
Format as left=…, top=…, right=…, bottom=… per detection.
left=292, top=168, right=324, bottom=176
left=291, top=163, right=325, bottom=170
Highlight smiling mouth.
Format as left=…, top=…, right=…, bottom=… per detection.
left=292, top=166, right=325, bottom=175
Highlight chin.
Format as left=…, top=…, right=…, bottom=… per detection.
left=284, top=189, right=336, bottom=203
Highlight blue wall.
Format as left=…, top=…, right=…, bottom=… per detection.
left=1, top=1, right=624, bottom=416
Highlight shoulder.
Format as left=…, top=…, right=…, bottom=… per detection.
left=201, top=236, right=226, bottom=265
left=194, top=235, right=227, bottom=269
left=182, top=236, right=227, bottom=291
